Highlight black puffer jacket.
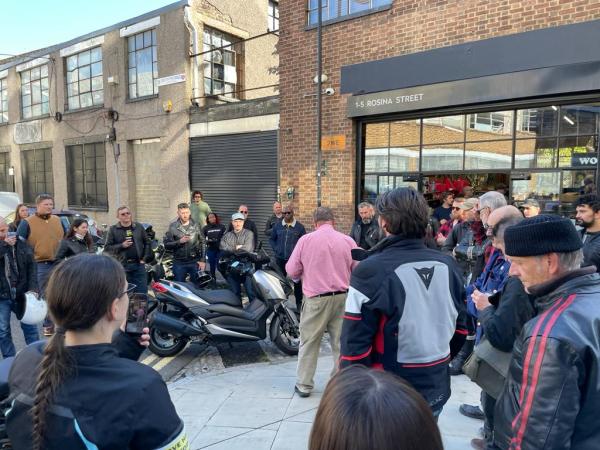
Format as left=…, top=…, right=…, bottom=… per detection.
left=494, top=267, right=600, bottom=450
left=349, top=219, right=383, bottom=250
left=581, top=230, right=600, bottom=273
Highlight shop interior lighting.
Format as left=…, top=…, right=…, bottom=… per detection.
left=563, top=115, right=575, bottom=125
left=551, top=105, right=558, bottom=111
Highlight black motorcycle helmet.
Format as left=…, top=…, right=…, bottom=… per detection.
left=196, top=270, right=213, bottom=288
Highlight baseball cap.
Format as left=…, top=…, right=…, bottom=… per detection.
left=522, top=198, right=540, bottom=208
left=231, top=212, right=245, bottom=221
left=459, top=198, right=478, bottom=211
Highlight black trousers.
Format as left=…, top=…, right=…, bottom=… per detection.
left=275, top=257, right=303, bottom=312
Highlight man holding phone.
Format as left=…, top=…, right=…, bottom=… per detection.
left=105, top=206, right=152, bottom=294
left=164, top=203, right=206, bottom=284
left=0, top=217, right=39, bottom=357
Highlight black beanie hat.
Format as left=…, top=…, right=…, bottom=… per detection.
left=504, top=214, right=582, bottom=257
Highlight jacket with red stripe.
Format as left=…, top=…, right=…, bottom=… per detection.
left=339, top=236, right=467, bottom=412
left=494, top=267, right=600, bottom=450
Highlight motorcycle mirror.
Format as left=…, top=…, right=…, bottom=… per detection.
left=351, top=248, right=369, bottom=261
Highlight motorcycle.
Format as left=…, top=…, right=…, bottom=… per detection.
left=148, top=251, right=300, bottom=357
left=146, top=242, right=174, bottom=284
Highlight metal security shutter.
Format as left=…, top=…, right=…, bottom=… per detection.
left=189, top=131, right=278, bottom=245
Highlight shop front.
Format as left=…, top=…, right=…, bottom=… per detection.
left=341, top=20, right=600, bottom=216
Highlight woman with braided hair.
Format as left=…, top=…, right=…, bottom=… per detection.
left=5, top=253, right=188, bottom=450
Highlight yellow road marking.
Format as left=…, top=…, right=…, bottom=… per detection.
left=152, top=356, right=176, bottom=372
left=141, top=354, right=159, bottom=366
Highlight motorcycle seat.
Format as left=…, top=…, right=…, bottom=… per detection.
left=181, top=284, right=243, bottom=308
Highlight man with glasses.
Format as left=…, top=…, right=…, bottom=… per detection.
left=190, top=191, right=212, bottom=228
left=105, top=206, right=152, bottom=294
left=269, top=205, right=306, bottom=312
left=17, top=194, right=65, bottom=336
left=228, top=204, right=258, bottom=250
left=164, top=203, right=206, bottom=284
left=436, top=197, right=465, bottom=246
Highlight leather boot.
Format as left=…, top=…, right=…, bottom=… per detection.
left=449, top=337, right=474, bottom=375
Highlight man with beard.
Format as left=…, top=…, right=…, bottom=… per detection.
left=575, top=194, right=600, bottom=272
left=349, top=202, right=383, bottom=250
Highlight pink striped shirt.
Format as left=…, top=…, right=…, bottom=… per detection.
left=285, top=223, right=358, bottom=298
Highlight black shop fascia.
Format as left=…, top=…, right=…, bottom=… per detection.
left=341, top=19, right=600, bottom=217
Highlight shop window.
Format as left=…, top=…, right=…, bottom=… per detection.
left=66, top=47, right=104, bottom=110
left=307, top=0, right=393, bottom=25
left=422, top=144, right=464, bottom=171
left=559, top=104, right=599, bottom=136
left=422, top=115, right=464, bottom=144
left=465, top=140, right=512, bottom=170
left=128, top=29, right=158, bottom=99
left=514, top=138, right=557, bottom=169
left=66, top=143, right=108, bottom=209
left=365, top=147, right=388, bottom=172
left=390, top=146, right=419, bottom=172
left=512, top=171, right=561, bottom=205
left=516, top=106, right=558, bottom=138
left=21, top=148, right=53, bottom=203
left=203, top=27, right=239, bottom=98
left=20, top=64, right=49, bottom=119
left=466, top=111, right=513, bottom=141
left=0, top=77, right=7, bottom=123
left=558, top=135, right=597, bottom=168
left=390, top=119, right=420, bottom=146
left=363, top=174, right=378, bottom=201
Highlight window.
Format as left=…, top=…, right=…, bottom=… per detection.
left=268, top=1, right=279, bottom=31
left=202, top=27, right=238, bottom=98
left=0, top=77, right=7, bottom=123
left=307, top=0, right=392, bottom=25
left=128, top=29, right=158, bottom=99
left=21, top=148, right=53, bottom=203
left=20, top=64, right=49, bottom=119
left=66, top=47, right=103, bottom=110
left=0, top=153, right=10, bottom=191
left=66, top=142, right=108, bottom=209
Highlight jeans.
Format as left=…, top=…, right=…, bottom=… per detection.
left=206, top=249, right=221, bottom=278
left=0, top=299, right=39, bottom=358
left=124, top=263, right=148, bottom=294
left=226, top=273, right=255, bottom=301
left=275, top=257, right=303, bottom=311
left=173, top=261, right=200, bottom=284
left=36, top=261, right=54, bottom=328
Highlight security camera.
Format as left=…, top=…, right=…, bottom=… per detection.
left=324, top=87, right=335, bottom=96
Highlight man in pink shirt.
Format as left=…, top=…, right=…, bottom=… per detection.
left=286, top=207, right=358, bottom=397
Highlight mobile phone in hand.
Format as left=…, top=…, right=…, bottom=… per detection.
left=125, top=293, right=148, bottom=336
left=7, top=232, right=17, bottom=239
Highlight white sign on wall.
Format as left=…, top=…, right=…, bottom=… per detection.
left=157, top=74, right=186, bottom=87
left=14, top=121, right=42, bottom=144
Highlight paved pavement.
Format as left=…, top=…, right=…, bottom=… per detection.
left=168, top=355, right=482, bottom=450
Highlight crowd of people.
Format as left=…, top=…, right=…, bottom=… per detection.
left=1, top=185, right=600, bottom=449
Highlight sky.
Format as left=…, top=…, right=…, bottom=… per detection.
left=0, top=0, right=178, bottom=57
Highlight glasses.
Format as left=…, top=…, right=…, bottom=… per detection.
left=452, top=207, right=461, bottom=211
left=283, top=211, right=293, bottom=215
left=119, top=283, right=137, bottom=298
left=119, top=211, right=131, bottom=216
left=239, top=210, right=248, bottom=214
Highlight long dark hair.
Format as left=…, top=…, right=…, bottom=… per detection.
left=207, top=212, right=220, bottom=224
left=309, top=365, right=443, bottom=450
left=31, top=254, right=126, bottom=450
left=13, top=203, right=29, bottom=228
left=66, top=218, right=93, bottom=250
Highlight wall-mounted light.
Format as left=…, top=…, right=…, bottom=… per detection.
left=551, top=105, right=558, bottom=111
left=313, top=74, right=328, bottom=84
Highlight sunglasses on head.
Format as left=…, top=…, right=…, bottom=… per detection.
left=239, top=210, right=248, bottom=214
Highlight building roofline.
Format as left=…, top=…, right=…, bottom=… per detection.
left=0, top=0, right=188, bottom=71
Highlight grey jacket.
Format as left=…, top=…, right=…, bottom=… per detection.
left=220, top=229, right=254, bottom=253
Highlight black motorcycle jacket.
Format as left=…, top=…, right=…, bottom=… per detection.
left=6, top=332, right=187, bottom=450
left=54, top=236, right=92, bottom=260
left=494, top=267, right=600, bottom=450
left=340, top=236, right=467, bottom=412
left=581, top=229, right=600, bottom=273
left=164, top=218, right=206, bottom=263
left=349, top=218, right=383, bottom=250
left=105, top=222, right=153, bottom=264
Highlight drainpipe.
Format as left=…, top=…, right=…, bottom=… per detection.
left=184, top=3, right=200, bottom=104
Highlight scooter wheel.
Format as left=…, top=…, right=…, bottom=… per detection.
left=148, top=328, right=189, bottom=357
left=270, top=313, right=299, bottom=356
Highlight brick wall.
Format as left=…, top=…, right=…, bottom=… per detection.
left=278, top=0, right=600, bottom=233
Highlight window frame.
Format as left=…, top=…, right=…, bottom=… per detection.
left=21, top=147, right=53, bottom=203
left=307, top=0, right=392, bottom=26
left=127, top=29, right=159, bottom=100
left=268, top=1, right=279, bottom=32
left=202, top=26, right=240, bottom=99
left=65, top=46, right=104, bottom=111
left=20, top=64, right=49, bottom=120
left=0, top=153, right=11, bottom=191
left=65, top=142, right=109, bottom=210
left=0, top=77, right=8, bottom=124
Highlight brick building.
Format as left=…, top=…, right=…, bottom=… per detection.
left=279, top=0, right=600, bottom=232
left=0, top=0, right=279, bottom=234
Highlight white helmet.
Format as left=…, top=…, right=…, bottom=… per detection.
left=21, top=292, right=48, bottom=325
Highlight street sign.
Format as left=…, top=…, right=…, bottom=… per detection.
left=321, top=134, right=346, bottom=151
